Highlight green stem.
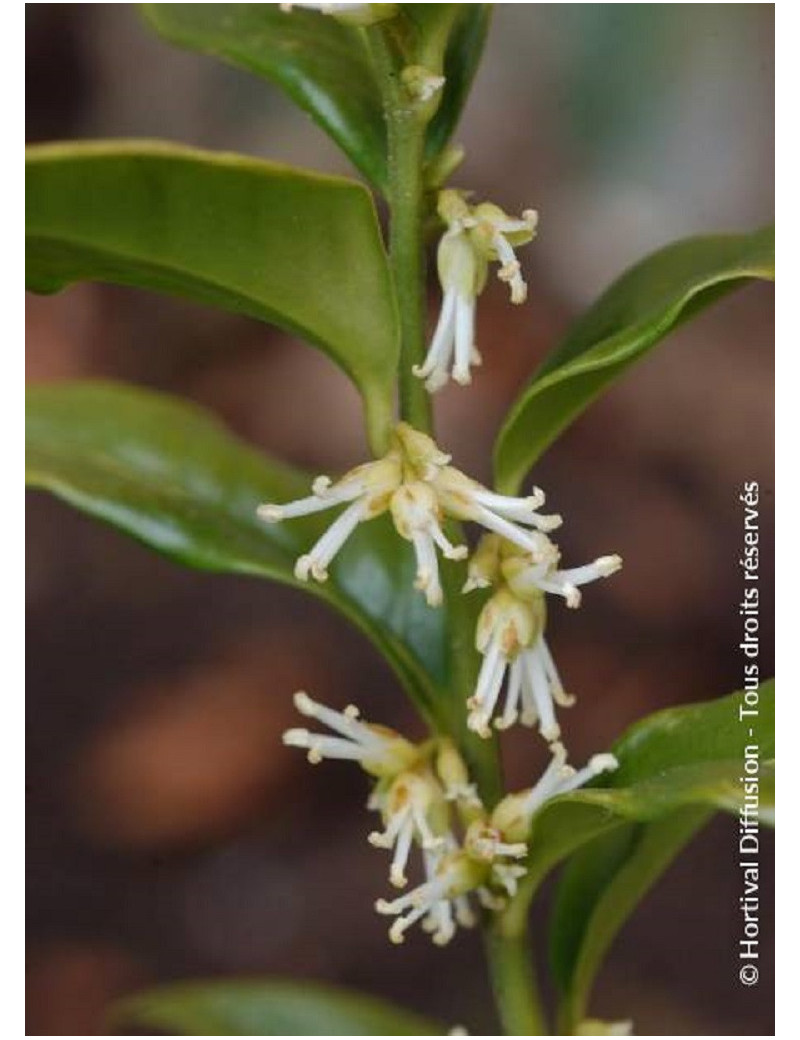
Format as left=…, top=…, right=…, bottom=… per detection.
left=369, top=21, right=542, bottom=1036
left=368, top=27, right=433, bottom=433
left=485, top=919, right=548, bottom=1035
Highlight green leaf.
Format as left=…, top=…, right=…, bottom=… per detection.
left=26, top=380, right=501, bottom=796
left=111, top=979, right=444, bottom=1035
left=424, top=4, right=491, bottom=162
left=549, top=808, right=710, bottom=1033
left=494, top=226, right=775, bottom=493
left=502, top=681, right=774, bottom=932
left=540, top=679, right=775, bottom=1029
left=25, top=381, right=451, bottom=723
left=141, top=3, right=388, bottom=189
left=26, top=141, right=398, bottom=453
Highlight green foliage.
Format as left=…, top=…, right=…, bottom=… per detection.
left=403, top=4, right=492, bottom=165
left=112, top=980, right=444, bottom=1035
left=140, top=4, right=490, bottom=191
left=141, top=4, right=388, bottom=188
left=549, top=808, right=710, bottom=1033
left=25, top=8, right=775, bottom=1033
left=25, top=141, right=399, bottom=452
left=518, top=681, right=774, bottom=889
left=499, top=680, right=774, bottom=1025
left=494, top=226, right=775, bottom=493
left=26, top=381, right=448, bottom=725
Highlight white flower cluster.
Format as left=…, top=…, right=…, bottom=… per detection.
left=259, top=423, right=561, bottom=609
left=464, top=533, right=621, bottom=741
left=260, top=422, right=621, bottom=743
left=259, top=165, right=623, bottom=948
left=283, top=691, right=617, bottom=944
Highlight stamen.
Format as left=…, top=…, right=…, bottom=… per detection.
left=495, top=657, right=523, bottom=730
left=294, top=498, right=367, bottom=581
left=411, top=530, right=443, bottom=606
left=471, top=503, right=547, bottom=555
left=282, top=730, right=370, bottom=764
left=293, top=691, right=383, bottom=746
left=537, top=639, right=576, bottom=708
left=522, top=647, right=560, bottom=741
left=557, top=753, right=619, bottom=795
left=389, top=817, right=414, bottom=888
left=429, top=520, right=468, bottom=561
left=414, top=288, right=457, bottom=387
left=257, top=495, right=332, bottom=522
left=453, top=294, right=476, bottom=385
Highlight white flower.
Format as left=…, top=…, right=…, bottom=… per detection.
left=466, top=586, right=571, bottom=740
left=390, top=481, right=467, bottom=607
left=491, top=742, right=619, bottom=843
left=367, top=771, right=451, bottom=888
left=259, top=424, right=568, bottom=607
left=433, top=467, right=562, bottom=555
left=258, top=452, right=402, bottom=583
left=414, top=190, right=538, bottom=392
left=463, top=820, right=528, bottom=901
left=258, top=425, right=455, bottom=603
left=503, top=550, right=623, bottom=610
left=464, top=536, right=622, bottom=739
left=282, top=691, right=418, bottom=776
left=375, top=844, right=480, bottom=946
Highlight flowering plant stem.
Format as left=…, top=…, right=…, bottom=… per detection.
left=369, top=24, right=433, bottom=435
left=486, top=922, right=547, bottom=1036
left=369, top=22, right=546, bottom=1034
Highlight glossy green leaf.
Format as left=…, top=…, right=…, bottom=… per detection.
left=423, top=4, right=492, bottom=162
left=549, top=808, right=710, bottom=1033
left=494, top=226, right=775, bottom=493
left=141, top=3, right=388, bottom=189
left=26, top=141, right=398, bottom=452
left=502, top=681, right=774, bottom=934
left=112, top=979, right=444, bottom=1035
left=542, top=678, right=775, bottom=1028
left=25, top=381, right=500, bottom=804
left=26, top=381, right=444, bottom=721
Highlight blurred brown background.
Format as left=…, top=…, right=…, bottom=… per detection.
left=26, top=4, right=774, bottom=1035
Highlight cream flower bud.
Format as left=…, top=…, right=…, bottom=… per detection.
left=475, top=587, right=544, bottom=657
left=463, top=533, right=504, bottom=593
left=392, top=421, right=451, bottom=480
left=435, top=740, right=483, bottom=819
left=401, top=65, right=446, bottom=104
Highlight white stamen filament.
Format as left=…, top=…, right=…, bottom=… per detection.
left=295, top=498, right=367, bottom=581
left=414, top=288, right=457, bottom=391
left=283, top=729, right=374, bottom=765
left=453, top=295, right=476, bottom=385
left=522, top=644, right=560, bottom=742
